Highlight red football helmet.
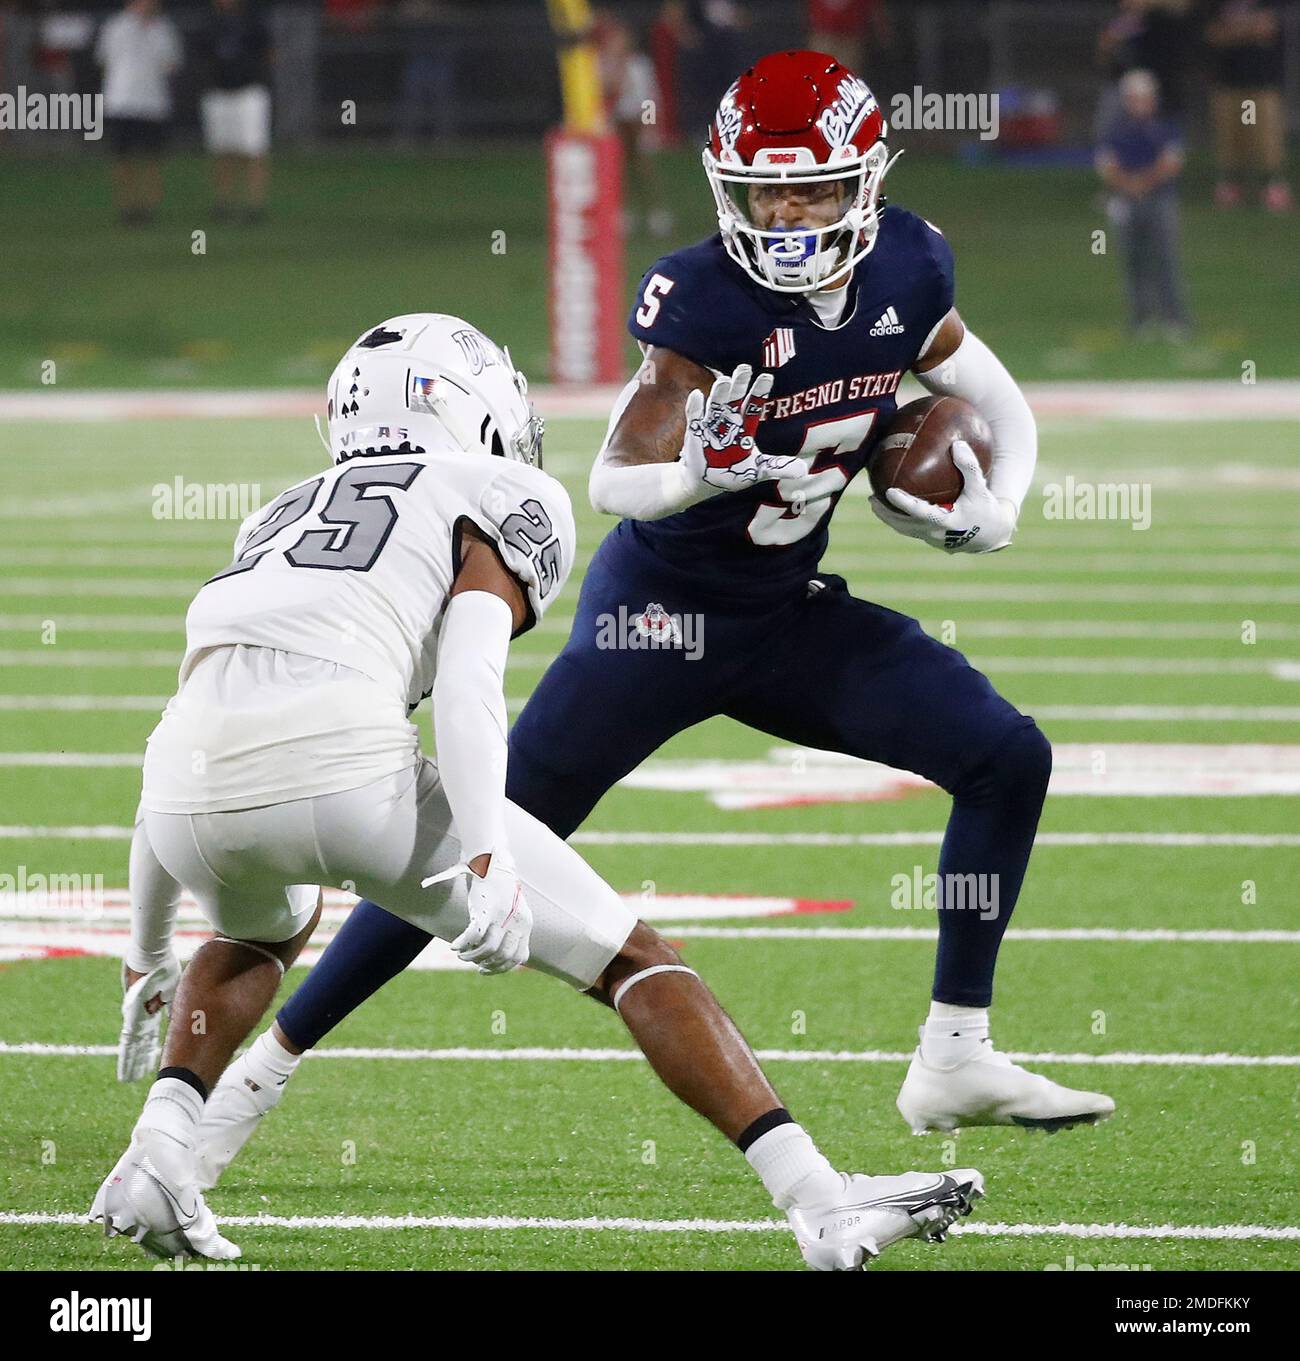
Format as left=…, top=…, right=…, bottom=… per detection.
left=703, top=50, right=896, bottom=294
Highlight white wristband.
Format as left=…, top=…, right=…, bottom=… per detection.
left=588, top=453, right=713, bottom=521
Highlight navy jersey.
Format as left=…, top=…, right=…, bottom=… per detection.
left=622, top=206, right=955, bottom=600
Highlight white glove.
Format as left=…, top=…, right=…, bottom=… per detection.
left=423, top=856, right=532, bottom=974
left=117, top=956, right=180, bottom=1082
left=870, top=440, right=1018, bottom=553
left=681, top=364, right=806, bottom=492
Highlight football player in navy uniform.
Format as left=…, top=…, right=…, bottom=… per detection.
left=122, top=53, right=1113, bottom=1253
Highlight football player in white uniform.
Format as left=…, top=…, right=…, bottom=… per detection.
left=92, top=315, right=984, bottom=1270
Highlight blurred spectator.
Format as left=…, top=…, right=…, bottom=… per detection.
left=33, top=1, right=95, bottom=100
left=324, top=0, right=384, bottom=32
left=678, top=0, right=747, bottom=139
left=393, top=1, right=459, bottom=148
left=593, top=3, right=672, bottom=239
left=807, top=0, right=891, bottom=75
left=1096, top=69, right=1190, bottom=342
left=650, top=1, right=689, bottom=147
left=1206, top=0, right=1292, bottom=212
left=194, top=0, right=272, bottom=223
left=95, top=0, right=182, bottom=226
left=1096, top=0, right=1192, bottom=134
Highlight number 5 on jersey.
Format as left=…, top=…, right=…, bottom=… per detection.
left=635, top=273, right=675, bottom=328
left=747, top=411, right=877, bottom=546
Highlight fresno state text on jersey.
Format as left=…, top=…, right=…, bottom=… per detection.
left=624, top=206, right=954, bottom=599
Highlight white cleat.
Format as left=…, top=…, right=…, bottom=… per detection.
left=787, top=1169, right=984, bottom=1271
left=193, top=1051, right=287, bottom=1191
left=897, top=1035, right=1116, bottom=1134
left=89, top=1128, right=241, bottom=1261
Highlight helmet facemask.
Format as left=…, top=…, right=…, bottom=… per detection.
left=705, top=139, right=896, bottom=294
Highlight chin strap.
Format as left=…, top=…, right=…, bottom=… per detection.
left=312, top=413, right=332, bottom=459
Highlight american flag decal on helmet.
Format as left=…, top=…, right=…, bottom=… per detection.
left=409, top=372, right=440, bottom=414
left=762, top=328, right=797, bottom=369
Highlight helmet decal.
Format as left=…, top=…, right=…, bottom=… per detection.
left=817, top=74, right=878, bottom=151
left=356, top=326, right=406, bottom=349
left=451, top=327, right=504, bottom=376
left=714, top=81, right=744, bottom=153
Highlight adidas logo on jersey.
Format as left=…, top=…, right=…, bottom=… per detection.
left=870, top=306, right=905, bottom=337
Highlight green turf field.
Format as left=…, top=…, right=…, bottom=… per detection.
left=0, top=400, right=1296, bottom=1271
left=3, top=146, right=1297, bottom=389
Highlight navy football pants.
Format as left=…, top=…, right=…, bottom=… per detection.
left=277, top=536, right=1050, bottom=1047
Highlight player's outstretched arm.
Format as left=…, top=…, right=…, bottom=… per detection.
left=117, top=812, right=183, bottom=1081
left=423, top=528, right=533, bottom=973
left=589, top=347, right=806, bottom=519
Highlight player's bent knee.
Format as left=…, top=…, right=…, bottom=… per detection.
left=593, top=922, right=685, bottom=1002
left=952, top=718, right=1052, bottom=806
left=1010, top=721, right=1053, bottom=793
left=613, top=921, right=683, bottom=972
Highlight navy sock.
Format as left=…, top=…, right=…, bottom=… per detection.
left=932, top=722, right=1052, bottom=1008
left=276, top=899, right=432, bottom=1050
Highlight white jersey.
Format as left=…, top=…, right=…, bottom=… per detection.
left=142, top=452, right=575, bottom=814
left=96, top=13, right=183, bottom=120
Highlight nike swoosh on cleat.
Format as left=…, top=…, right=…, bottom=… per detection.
left=142, top=1163, right=198, bottom=1222
left=845, top=1177, right=961, bottom=1213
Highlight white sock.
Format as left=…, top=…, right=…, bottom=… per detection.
left=236, top=1028, right=301, bottom=1094
left=135, top=1076, right=204, bottom=1145
left=920, top=1002, right=990, bottom=1067
left=744, top=1122, right=842, bottom=1211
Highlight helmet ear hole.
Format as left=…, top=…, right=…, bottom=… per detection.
left=490, top=429, right=506, bottom=459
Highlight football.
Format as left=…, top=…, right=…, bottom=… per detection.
left=869, top=394, right=994, bottom=509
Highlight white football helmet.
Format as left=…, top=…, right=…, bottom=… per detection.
left=323, top=314, right=543, bottom=466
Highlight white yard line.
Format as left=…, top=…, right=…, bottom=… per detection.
left=33, top=650, right=1271, bottom=679
left=1, top=1209, right=1295, bottom=1240
left=0, top=753, right=141, bottom=767
left=9, top=580, right=1300, bottom=605
left=967, top=656, right=1295, bottom=676
left=1, top=1042, right=1295, bottom=1068
left=920, top=620, right=1300, bottom=642
left=1032, top=705, right=1300, bottom=721
left=0, top=826, right=1296, bottom=846
left=0, top=696, right=167, bottom=711
left=853, top=584, right=1300, bottom=604
left=0, top=615, right=183, bottom=633
left=822, top=553, right=1300, bottom=575
left=667, top=926, right=1300, bottom=943
left=0, top=651, right=176, bottom=668
left=628, top=743, right=1300, bottom=804
left=0, top=549, right=220, bottom=568
left=18, top=699, right=1288, bottom=720
left=0, top=579, right=194, bottom=598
